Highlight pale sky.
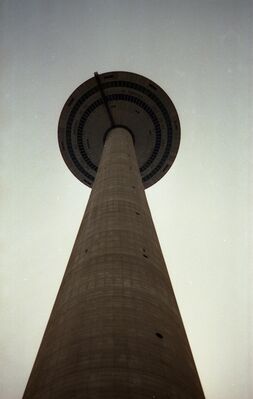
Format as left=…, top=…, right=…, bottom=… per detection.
left=1, top=0, right=252, bottom=398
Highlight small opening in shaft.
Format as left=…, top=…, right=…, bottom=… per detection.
left=156, top=333, right=163, bottom=339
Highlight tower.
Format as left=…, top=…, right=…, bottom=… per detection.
left=23, top=71, right=205, bottom=398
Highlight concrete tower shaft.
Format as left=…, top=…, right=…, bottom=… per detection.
left=23, top=127, right=204, bottom=398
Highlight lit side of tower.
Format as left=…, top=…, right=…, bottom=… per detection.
left=23, top=72, right=205, bottom=398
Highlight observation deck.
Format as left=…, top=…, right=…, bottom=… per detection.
left=58, top=71, right=180, bottom=188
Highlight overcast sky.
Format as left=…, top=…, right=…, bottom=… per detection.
left=1, top=0, right=252, bottom=398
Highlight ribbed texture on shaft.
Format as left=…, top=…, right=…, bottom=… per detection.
left=23, top=128, right=205, bottom=398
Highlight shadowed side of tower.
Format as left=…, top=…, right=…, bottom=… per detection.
left=23, top=128, right=204, bottom=398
